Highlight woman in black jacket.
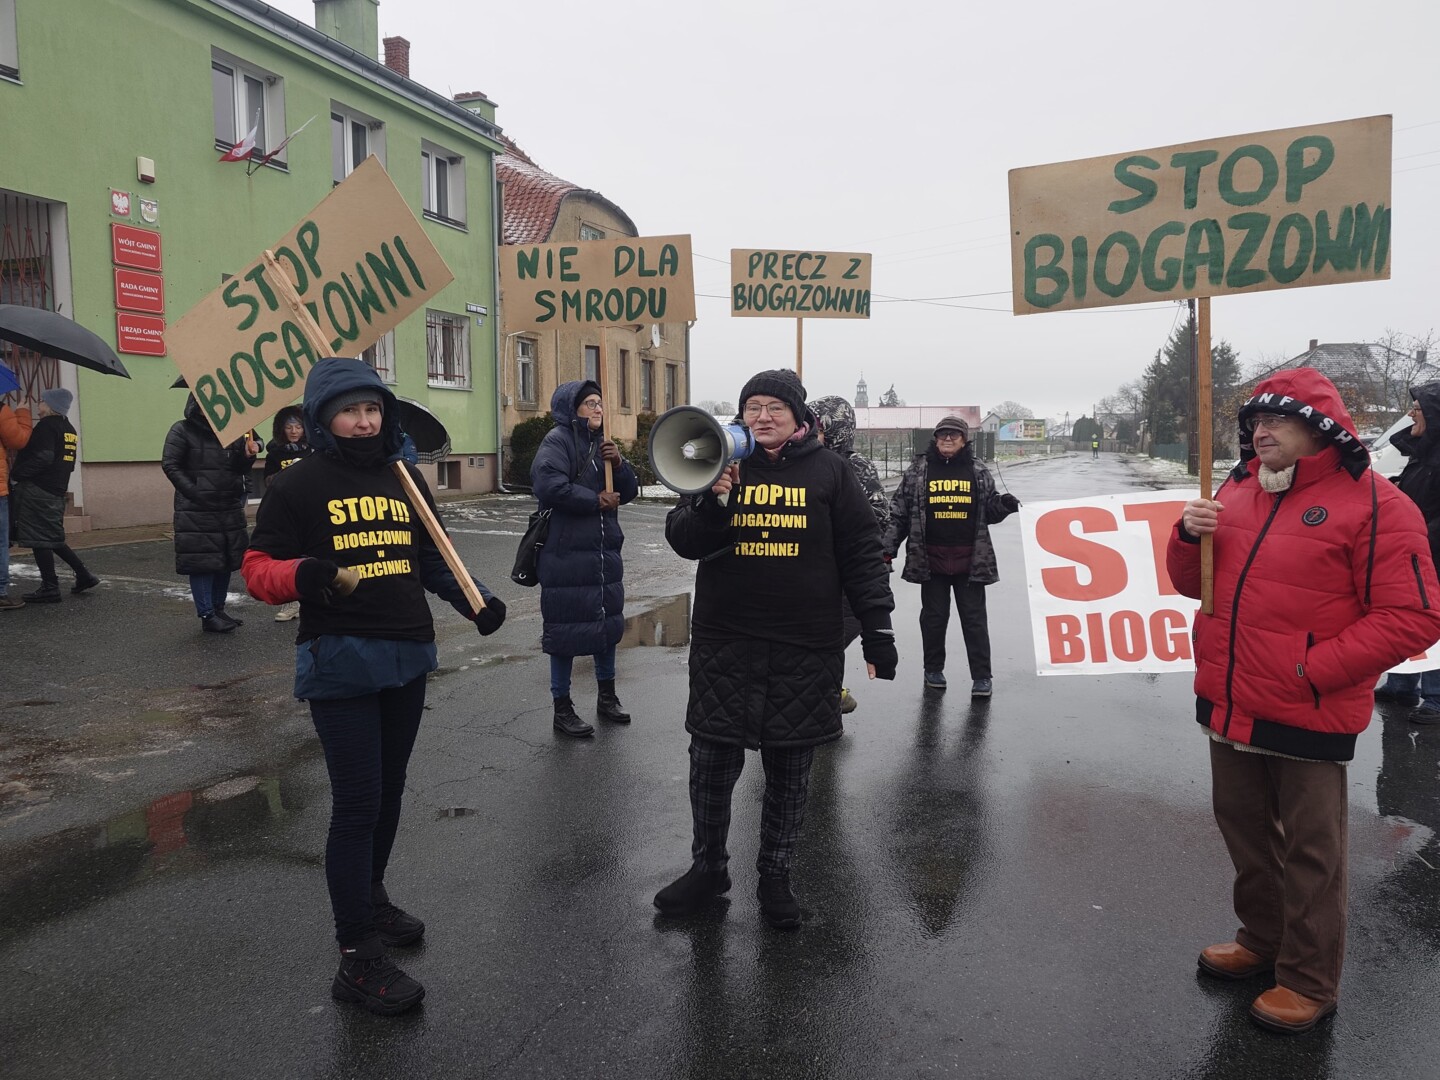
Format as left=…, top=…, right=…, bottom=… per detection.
left=11, top=388, right=99, bottom=602
left=160, top=394, right=257, bottom=632
left=654, top=369, right=897, bottom=928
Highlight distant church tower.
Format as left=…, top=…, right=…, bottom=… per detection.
left=855, top=373, right=869, bottom=408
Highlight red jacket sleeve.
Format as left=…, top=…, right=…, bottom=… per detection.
left=241, top=547, right=304, bottom=605
left=1165, top=521, right=1202, bottom=600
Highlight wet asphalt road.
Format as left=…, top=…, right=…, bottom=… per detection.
left=4, top=452, right=1440, bottom=1079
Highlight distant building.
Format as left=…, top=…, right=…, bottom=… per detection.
left=1255, top=338, right=1440, bottom=432
left=854, top=374, right=869, bottom=408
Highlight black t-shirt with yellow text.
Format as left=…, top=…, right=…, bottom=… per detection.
left=249, top=453, right=438, bottom=642
left=924, top=445, right=978, bottom=549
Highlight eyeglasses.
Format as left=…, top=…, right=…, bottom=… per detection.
left=935, top=431, right=965, bottom=441
left=1249, top=413, right=1295, bottom=431
left=743, top=402, right=791, bottom=418
left=580, top=398, right=603, bottom=411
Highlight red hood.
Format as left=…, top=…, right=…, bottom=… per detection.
left=1234, top=366, right=1370, bottom=480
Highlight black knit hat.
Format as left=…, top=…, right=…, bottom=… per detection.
left=739, top=368, right=808, bottom=423
left=318, top=388, right=384, bottom=429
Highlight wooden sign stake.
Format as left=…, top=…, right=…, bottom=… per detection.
left=1198, top=296, right=1214, bottom=616
left=258, top=250, right=485, bottom=613
left=796, top=318, right=804, bottom=381
left=599, top=330, right=614, bottom=492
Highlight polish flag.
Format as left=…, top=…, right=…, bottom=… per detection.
left=219, top=111, right=260, bottom=163
left=255, top=115, right=316, bottom=167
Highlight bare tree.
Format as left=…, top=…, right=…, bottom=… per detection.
left=991, top=400, right=1033, bottom=418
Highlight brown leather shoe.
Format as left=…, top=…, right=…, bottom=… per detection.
left=1197, top=941, right=1273, bottom=980
left=1249, top=986, right=1337, bottom=1034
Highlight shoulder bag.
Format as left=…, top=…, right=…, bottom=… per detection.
left=510, top=437, right=596, bottom=587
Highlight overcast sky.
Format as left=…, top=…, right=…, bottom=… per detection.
left=269, top=0, right=1439, bottom=421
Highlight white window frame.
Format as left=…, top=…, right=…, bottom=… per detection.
left=0, top=0, right=19, bottom=80
left=583, top=344, right=599, bottom=384
left=421, top=141, right=466, bottom=228
left=331, top=102, right=385, bottom=185
left=665, top=364, right=677, bottom=410
left=212, top=49, right=286, bottom=165
left=579, top=222, right=606, bottom=241
left=618, top=348, right=631, bottom=408
left=640, top=358, right=654, bottom=411
left=359, top=330, right=395, bottom=384
left=516, top=336, right=537, bottom=404
left=426, top=310, right=470, bottom=389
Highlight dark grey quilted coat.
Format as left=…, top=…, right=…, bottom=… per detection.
left=161, top=396, right=255, bottom=575
left=882, top=444, right=1014, bottom=585
left=667, top=430, right=894, bottom=749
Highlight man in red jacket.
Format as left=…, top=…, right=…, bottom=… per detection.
left=1169, top=367, right=1440, bottom=1035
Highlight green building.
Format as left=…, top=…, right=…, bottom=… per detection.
left=0, top=0, right=505, bottom=529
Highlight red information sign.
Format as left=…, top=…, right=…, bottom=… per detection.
left=114, top=268, right=165, bottom=315
left=116, top=312, right=166, bottom=356
left=111, top=223, right=162, bottom=271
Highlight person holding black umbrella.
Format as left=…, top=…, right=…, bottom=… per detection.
left=10, top=388, right=100, bottom=602
left=0, top=395, right=34, bottom=610
left=161, top=393, right=257, bottom=632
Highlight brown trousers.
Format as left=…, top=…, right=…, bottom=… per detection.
left=1209, top=740, right=1348, bottom=1003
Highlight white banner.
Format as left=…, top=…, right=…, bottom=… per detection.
left=1018, top=489, right=1440, bottom=676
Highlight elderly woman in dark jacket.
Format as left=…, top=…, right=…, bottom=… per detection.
left=532, top=379, right=639, bottom=737
left=161, top=394, right=257, bottom=632
left=654, top=369, right=896, bottom=929
left=1374, top=380, right=1440, bottom=722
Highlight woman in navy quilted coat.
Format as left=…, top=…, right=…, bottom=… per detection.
left=532, top=379, right=639, bottom=738
left=654, top=369, right=896, bottom=929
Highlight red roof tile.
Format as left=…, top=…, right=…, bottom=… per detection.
left=496, top=134, right=636, bottom=245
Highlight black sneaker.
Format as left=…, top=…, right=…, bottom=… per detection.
left=372, top=886, right=425, bottom=947
left=200, top=613, right=236, bottom=633
left=757, top=873, right=801, bottom=929
left=331, top=938, right=425, bottom=1016
left=654, top=864, right=731, bottom=915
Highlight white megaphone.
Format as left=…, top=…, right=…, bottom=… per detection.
left=648, top=405, right=756, bottom=495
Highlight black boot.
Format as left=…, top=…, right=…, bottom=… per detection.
left=553, top=695, right=594, bottom=738
left=71, top=570, right=101, bottom=594
left=596, top=679, right=631, bottom=724
left=200, top=613, right=236, bottom=633
left=371, top=882, right=425, bottom=947
left=331, top=937, right=425, bottom=1016
left=654, top=863, right=732, bottom=915
left=22, top=582, right=61, bottom=604
left=757, top=873, right=801, bottom=929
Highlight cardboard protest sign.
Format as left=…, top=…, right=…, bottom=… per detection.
left=499, top=235, right=695, bottom=330
left=1009, top=115, right=1391, bottom=315
left=1019, top=489, right=1440, bottom=675
left=729, top=248, right=872, bottom=318
left=168, top=156, right=454, bottom=443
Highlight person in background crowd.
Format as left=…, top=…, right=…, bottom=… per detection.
left=531, top=380, right=639, bottom=738
left=656, top=369, right=896, bottom=929
left=1168, top=367, right=1440, bottom=1035
left=263, top=405, right=313, bottom=622
left=10, top=388, right=99, bottom=602
left=809, top=394, right=889, bottom=714
left=161, top=394, right=257, bottom=633
left=1092, top=437, right=1100, bottom=460
left=0, top=395, right=33, bottom=610
left=882, top=415, right=1019, bottom=696
left=1373, top=381, right=1440, bottom=724
left=244, top=357, right=506, bottom=1017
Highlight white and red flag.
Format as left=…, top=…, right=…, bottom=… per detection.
left=218, top=110, right=260, bottom=163
left=255, top=115, right=316, bottom=167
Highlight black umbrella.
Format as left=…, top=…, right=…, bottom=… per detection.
left=394, top=398, right=451, bottom=464
left=0, top=305, right=130, bottom=378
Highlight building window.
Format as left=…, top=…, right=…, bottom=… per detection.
left=665, top=364, right=678, bottom=410
left=0, top=0, right=18, bottom=80
left=516, top=337, right=537, bottom=404
left=618, top=349, right=631, bottom=408
left=331, top=103, right=384, bottom=184
left=641, top=359, right=654, bottom=411
left=359, top=330, right=395, bottom=384
left=421, top=141, right=466, bottom=227
left=584, top=344, right=599, bottom=383
left=426, top=310, right=470, bottom=388
left=579, top=223, right=606, bottom=241
left=212, top=50, right=286, bottom=163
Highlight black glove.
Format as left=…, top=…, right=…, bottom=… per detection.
left=294, top=558, right=340, bottom=599
left=473, top=595, right=507, bottom=635
left=861, top=628, right=898, bottom=681
left=1000, top=493, right=1020, bottom=513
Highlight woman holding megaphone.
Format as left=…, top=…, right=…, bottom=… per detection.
left=654, top=368, right=896, bottom=929
left=243, top=358, right=507, bottom=1016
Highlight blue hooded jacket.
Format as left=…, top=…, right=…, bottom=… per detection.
left=531, top=379, right=639, bottom=656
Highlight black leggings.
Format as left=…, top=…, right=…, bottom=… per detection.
left=32, top=545, right=88, bottom=586
left=309, top=675, right=427, bottom=946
